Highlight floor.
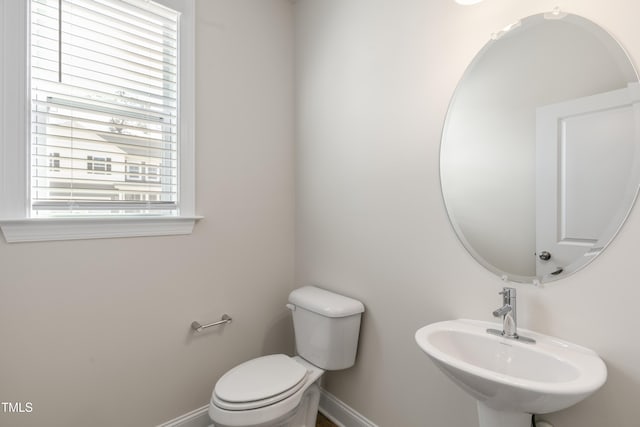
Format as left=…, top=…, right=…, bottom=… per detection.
left=316, top=412, right=338, bottom=427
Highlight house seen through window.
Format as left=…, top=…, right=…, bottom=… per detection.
left=30, top=0, right=179, bottom=216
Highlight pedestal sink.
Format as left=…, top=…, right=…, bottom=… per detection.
left=415, top=319, right=607, bottom=427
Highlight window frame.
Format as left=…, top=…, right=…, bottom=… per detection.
left=0, top=0, right=199, bottom=243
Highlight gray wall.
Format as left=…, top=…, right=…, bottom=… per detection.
left=0, top=1, right=295, bottom=426
left=295, top=0, right=640, bottom=426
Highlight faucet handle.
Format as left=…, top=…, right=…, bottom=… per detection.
left=499, top=287, right=516, bottom=297
left=498, top=287, right=516, bottom=304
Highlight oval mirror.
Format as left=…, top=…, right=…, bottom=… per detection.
left=441, top=11, right=640, bottom=284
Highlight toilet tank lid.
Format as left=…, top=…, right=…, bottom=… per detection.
left=288, top=286, right=365, bottom=318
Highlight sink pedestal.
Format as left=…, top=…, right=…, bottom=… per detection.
left=477, top=402, right=530, bottom=427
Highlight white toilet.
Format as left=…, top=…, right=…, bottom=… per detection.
left=209, top=286, right=365, bottom=427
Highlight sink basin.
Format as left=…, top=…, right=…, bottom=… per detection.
left=415, top=319, right=607, bottom=427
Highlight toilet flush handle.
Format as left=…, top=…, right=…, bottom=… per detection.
left=286, top=303, right=296, bottom=311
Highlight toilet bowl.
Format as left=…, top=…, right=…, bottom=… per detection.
left=209, top=356, right=323, bottom=427
left=208, top=286, right=365, bottom=427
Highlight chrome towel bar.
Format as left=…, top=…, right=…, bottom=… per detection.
left=191, top=314, right=232, bottom=332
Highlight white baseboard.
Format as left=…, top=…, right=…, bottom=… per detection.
left=157, top=389, right=376, bottom=427
left=319, top=389, right=378, bottom=427
left=156, top=405, right=210, bottom=427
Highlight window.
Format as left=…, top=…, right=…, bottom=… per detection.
left=87, top=156, right=112, bottom=174
left=32, top=0, right=177, bottom=215
left=125, top=161, right=160, bottom=182
left=49, top=152, right=60, bottom=170
left=0, top=0, right=197, bottom=242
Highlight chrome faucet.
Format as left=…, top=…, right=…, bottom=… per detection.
left=487, top=287, right=535, bottom=343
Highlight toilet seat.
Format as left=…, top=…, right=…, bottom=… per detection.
left=209, top=356, right=325, bottom=427
left=213, top=354, right=308, bottom=411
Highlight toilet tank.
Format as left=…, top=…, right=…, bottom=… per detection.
left=288, top=286, right=365, bottom=370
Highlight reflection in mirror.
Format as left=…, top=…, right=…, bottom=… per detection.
left=441, top=12, right=640, bottom=284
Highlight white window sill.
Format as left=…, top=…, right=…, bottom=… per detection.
left=0, top=216, right=203, bottom=243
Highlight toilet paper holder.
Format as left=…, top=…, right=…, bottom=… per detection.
left=191, top=314, right=232, bottom=332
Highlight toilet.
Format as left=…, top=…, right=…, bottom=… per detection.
left=209, top=286, right=365, bottom=427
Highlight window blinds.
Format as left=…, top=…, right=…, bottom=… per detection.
left=30, top=0, right=180, bottom=216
